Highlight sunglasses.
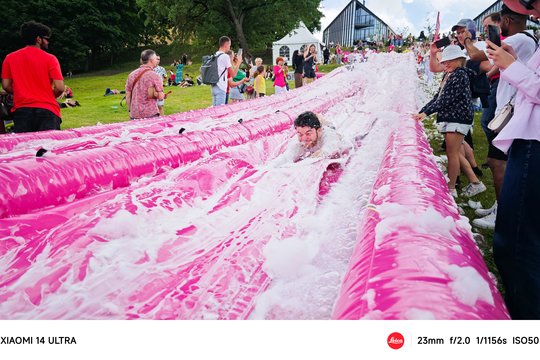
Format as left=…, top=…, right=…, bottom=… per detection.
left=520, top=0, right=537, bottom=10
left=40, top=36, right=50, bottom=41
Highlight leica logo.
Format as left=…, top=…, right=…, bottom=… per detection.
left=387, top=332, right=405, bottom=349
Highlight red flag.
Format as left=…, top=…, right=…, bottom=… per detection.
left=434, top=11, right=440, bottom=41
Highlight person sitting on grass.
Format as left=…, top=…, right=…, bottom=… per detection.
left=413, top=45, right=486, bottom=198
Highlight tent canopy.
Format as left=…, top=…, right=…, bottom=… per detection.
left=272, top=22, right=324, bottom=66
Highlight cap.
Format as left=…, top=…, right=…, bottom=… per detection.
left=503, top=0, right=538, bottom=16
left=440, top=45, right=467, bottom=62
left=451, top=18, right=473, bottom=32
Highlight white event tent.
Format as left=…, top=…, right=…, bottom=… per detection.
left=272, top=22, right=324, bottom=66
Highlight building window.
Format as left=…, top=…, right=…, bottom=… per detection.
left=279, top=46, right=290, bottom=59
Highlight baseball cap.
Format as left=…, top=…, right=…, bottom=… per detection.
left=503, top=0, right=539, bottom=16
left=451, top=19, right=472, bottom=31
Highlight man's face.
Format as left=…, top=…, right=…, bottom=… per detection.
left=500, top=16, right=511, bottom=37
left=148, top=55, right=159, bottom=68
left=296, top=126, right=321, bottom=149
left=38, top=35, right=49, bottom=50
left=483, top=18, right=499, bottom=35
left=455, top=26, right=467, bottom=44
left=223, top=41, right=231, bottom=52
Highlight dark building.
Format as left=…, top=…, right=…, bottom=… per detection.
left=322, top=0, right=395, bottom=46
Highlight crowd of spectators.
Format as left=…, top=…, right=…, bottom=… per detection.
left=414, top=0, right=540, bottom=319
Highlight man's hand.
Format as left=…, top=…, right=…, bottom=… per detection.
left=459, top=29, right=473, bottom=45
left=486, top=40, right=516, bottom=70
left=429, top=41, right=441, bottom=55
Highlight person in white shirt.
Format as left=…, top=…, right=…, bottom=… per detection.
left=211, top=36, right=241, bottom=106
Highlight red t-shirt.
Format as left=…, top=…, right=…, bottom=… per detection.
left=2, top=46, right=63, bottom=117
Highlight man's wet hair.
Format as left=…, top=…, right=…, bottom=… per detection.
left=21, top=21, right=51, bottom=45
left=294, top=111, right=321, bottom=129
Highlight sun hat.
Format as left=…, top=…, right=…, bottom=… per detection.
left=440, top=45, right=467, bottom=63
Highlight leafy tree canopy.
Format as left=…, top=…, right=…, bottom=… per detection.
left=0, top=0, right=169, bottom=72
left=138, top=0, right=323, bottom=58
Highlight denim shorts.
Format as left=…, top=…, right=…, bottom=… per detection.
left=436, top=122, right=472, bottom=136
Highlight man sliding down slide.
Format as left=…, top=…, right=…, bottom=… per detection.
left=276, top=111, right=349, bottom=164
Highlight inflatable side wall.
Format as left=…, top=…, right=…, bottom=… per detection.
left=331, top=118, right=510, bottom=320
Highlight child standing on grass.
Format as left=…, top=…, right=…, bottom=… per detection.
left=413, top=45, right=486, bottom=198
left=253, top=65, right=266, bottom=97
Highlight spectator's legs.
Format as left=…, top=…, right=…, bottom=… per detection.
left=494, top=140, right=540, bottom=319
left=294, top=73, right=303, bottom=88
left=463, top=141, right=478, bottom=169
left=211, top=86, right=227, bottom=106
left=445, top=132, right=463, bottom=189
left=458, top=144, right=480, bottom=184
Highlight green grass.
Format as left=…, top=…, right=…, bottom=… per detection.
left=426, top=112, right=502, bottom=291
left=59, top=62, right=341, bottom=129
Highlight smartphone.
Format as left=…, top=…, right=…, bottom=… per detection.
left=434, top=37, right=451, bottom=48
left=488, top=25, right=501, bottom=47
left=237, top=48, right=243, bottom=58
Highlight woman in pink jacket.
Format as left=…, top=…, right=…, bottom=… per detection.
left=273, top=57, right=288, bottom=94
left=486, top=0, right=540, bottom=320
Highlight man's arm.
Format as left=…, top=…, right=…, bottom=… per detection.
left=52, top=79, right=65, bottom=98
left=1, top=79, right=13, bottom=93
left=125, top=91, right=131, bottom=110
left=463, top=36, right=488, bottom=62
left=429, top=42, right=445, bottom=73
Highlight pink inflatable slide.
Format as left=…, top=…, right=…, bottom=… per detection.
left=0, top=54, right=509, bottom=319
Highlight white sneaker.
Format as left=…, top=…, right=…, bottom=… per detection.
left=472, top=211, right=497, bottom=230
left=475, top=201, right=497, bottom=217
left=450, top=188, right=458, bottom=198
left=461, top=182, right=487, bottom=198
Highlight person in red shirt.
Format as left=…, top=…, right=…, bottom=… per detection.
left=1, top=21, right=65, bottom=133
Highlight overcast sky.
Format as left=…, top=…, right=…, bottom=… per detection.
left=314, top=0, right=498, bottom=39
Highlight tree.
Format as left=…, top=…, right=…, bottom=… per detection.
left=139, top=0, right=323, bottom=60
left=0, top=0, right=169, bottom=72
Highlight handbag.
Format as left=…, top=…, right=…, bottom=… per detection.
left=488, top=94, right=515, bottom=133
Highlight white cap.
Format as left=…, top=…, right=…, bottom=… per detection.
left=440, top=45, right=466, bottom=62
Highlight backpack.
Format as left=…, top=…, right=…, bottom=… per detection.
left=0, top=92, right=14, bottom=121
left=200, top=53, right=227, bottom=85
left=465, top=60, right=490, bottom=106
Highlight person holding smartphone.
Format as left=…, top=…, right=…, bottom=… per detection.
left=485, top=0, right=540, bottom=320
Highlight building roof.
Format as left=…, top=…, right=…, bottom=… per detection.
left=323, top=0, right=395, bottom=34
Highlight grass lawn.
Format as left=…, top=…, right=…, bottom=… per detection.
left=425, top=112, right=502, bottom=291
left=59, top=62, right=343, bottom=129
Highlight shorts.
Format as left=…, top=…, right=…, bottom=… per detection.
left=157, top=99, right=164, bottom=107
left=436, top=122, right=472, bottom=136
left=487, top=129, right=509, bottom=161
left=229, top=86, right=244, bottom=100
left=13, top=107, right=61, bottom=133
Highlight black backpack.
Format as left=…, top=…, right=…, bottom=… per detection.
left=200, top=53, right=227, bottom=85
left=466, top=60, right=490, bottom=106
left=0, top=92, right=14, bottom=121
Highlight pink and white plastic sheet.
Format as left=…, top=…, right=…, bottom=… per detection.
left=332, top=117, right=509, bottom=319
left=0, top=54, right=509, bottom=319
